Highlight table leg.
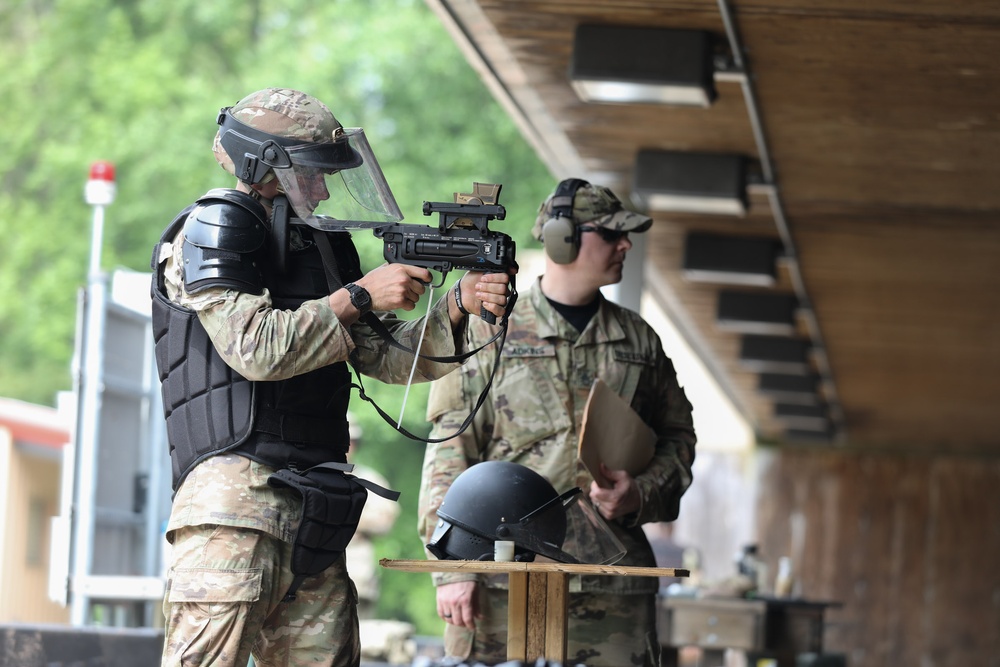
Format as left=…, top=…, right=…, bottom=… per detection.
left=507, top=571, right=528, bottom=661
left=544, top=572, right=568, bottom=661
left=506, top=571, right=570, bottom=663
left=526, top=571, right=548, bottom=658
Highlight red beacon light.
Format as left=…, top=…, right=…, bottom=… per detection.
left=85, top=160, right=117, bottom=206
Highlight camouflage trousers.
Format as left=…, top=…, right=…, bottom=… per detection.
left=444, top=586, right=660, bottom=667
left=161, top=524, right=360, bottom=667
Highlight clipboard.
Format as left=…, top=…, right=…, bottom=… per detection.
left=577, top=378, right=656, bottom=488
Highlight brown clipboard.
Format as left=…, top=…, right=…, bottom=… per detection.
left=577, top=378, right=656, bottom=488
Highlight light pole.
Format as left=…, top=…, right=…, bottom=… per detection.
left=70, top=161, right=116, bottom=625
left=84, top=161, right=116, bottom=277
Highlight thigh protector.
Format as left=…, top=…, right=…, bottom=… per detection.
left=268, top=462, right=400, bottom=602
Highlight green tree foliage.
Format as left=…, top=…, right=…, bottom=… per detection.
left=1, top=0, right=552, bottom=633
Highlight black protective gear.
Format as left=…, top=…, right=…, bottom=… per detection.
left=427, top=461, right=574, bottom=563
left=212, top=89, right=402, bottom=227
left=216, top=107, right=363, bottom=187
left=181, top=188, right=268, bottom=295
left=267, top=461, right=400, bottom=602
left=151, top=189, right=364, bottom=491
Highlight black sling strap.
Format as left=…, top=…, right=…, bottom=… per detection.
left=312, top=232, right=512, bottom=444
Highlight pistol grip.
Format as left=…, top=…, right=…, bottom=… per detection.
left=480, top=304, right=497, bottom=324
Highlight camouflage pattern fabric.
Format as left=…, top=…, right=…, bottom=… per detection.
left=531, top=182, right=653, bottom=240
left=213, top=88, right=344, bottom=177
left=419, top=279, right=697, bottom=590
left=443, top=587, right=660, bottom=667
left=418, top=278, right=696, bottom=663
left=161, top=522, right=359, bottom=667
left=166, top=454, right=300, bottom=542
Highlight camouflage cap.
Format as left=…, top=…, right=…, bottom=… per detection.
left=213, top=87, right=343, bottom=176
left=532, top=182, right=652, bottom=241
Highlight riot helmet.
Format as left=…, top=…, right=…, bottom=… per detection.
left=213, top=87, right=403, bottom=229
left=427, top=460, right=625, bottom=565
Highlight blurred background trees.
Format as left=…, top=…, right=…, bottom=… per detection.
left=0, top=0, right=552, bottom=633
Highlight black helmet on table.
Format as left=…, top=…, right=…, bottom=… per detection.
left=426, top=460, right=625, bottom=565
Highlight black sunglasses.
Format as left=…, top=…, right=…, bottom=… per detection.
left=579, top=226, right=629, bottom=244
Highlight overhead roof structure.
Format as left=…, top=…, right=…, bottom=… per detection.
left=426, top=0, right=1000, bottom=453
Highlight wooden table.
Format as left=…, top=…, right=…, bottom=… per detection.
left=381, top=558, right=688, bottom=662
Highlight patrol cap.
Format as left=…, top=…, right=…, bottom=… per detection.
left=532, top=182, right=653, bottom=241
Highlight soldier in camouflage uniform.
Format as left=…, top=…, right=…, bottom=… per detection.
left=151, top=88, right=511, bottom=667
left=418, top=179, right=697, bottom=666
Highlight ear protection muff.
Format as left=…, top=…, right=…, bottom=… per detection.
left=542, top=178, right=589, bottom=264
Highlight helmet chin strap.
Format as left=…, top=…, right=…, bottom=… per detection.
left=243, top=175, right=287, bottom=217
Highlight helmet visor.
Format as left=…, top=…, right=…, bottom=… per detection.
left=275, top=128, right=403, bottom=228
left=504, top=488, right=626, bottom=565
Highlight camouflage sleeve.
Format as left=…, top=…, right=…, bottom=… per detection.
left=417, top=321, right=495, bottom=586
left=631, top=349, right=697, bottom=525
left=162, top=235, right=355, bottom=381
left=347, top=294, right=464, bottom=385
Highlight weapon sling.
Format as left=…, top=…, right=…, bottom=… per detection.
left=313, top=232, right=512, bottom=444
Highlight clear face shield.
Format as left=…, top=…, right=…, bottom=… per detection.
left=274, top=128, right=403, bottom=229
left=502, top=487, right=626, bottom=565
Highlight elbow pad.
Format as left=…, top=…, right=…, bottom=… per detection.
left=182, top=188, right=268, bottom=295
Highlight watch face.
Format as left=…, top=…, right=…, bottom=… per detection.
left=349, top=283, right=371, bottom=312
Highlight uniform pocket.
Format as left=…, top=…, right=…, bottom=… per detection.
left=491, top=360, right=571, bottom=454
left=167, top=567, right=263, bottom=603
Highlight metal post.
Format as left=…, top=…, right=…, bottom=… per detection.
left=70, top=162, right=116, bottom=625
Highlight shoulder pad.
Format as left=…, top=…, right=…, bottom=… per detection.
left=183, top=189, right=268, bottom=253
left=199, top=187, right=268, bottom=217
left=181, top=189, right=268, bottom=295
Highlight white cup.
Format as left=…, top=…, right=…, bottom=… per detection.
left=494, top=540, right=515, bottom=562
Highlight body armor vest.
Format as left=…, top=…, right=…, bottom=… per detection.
left=151, top=190, right=363, bottom=491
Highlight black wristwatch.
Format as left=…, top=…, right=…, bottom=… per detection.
left=345, top=283, right=372, bottom=316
